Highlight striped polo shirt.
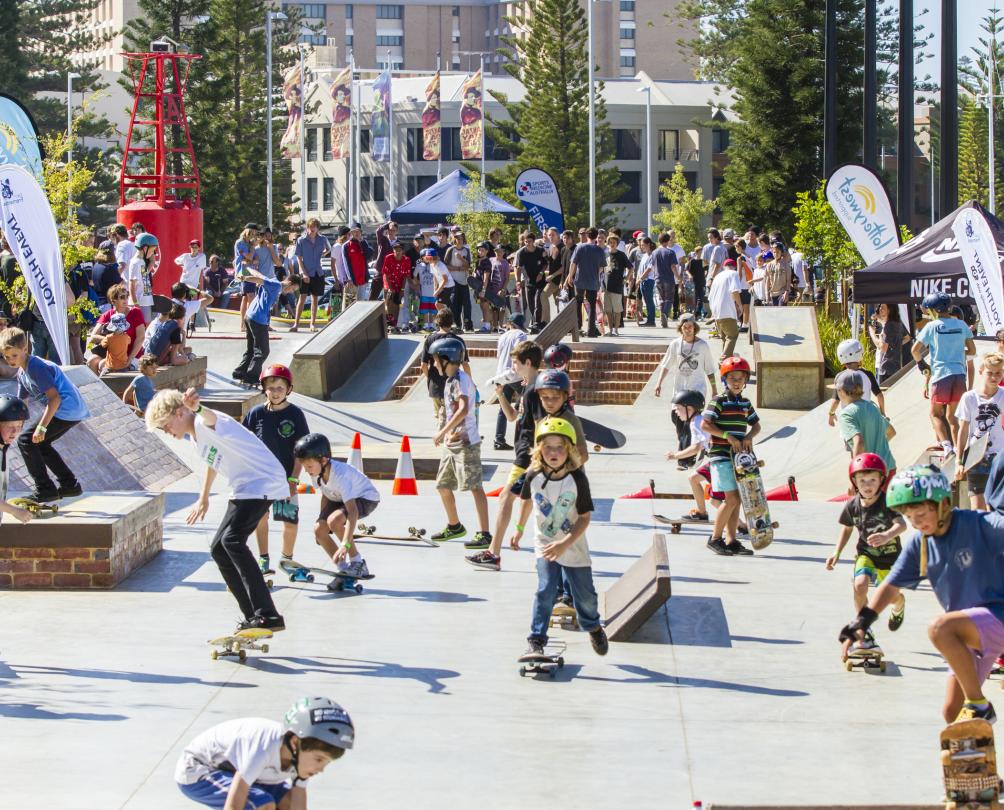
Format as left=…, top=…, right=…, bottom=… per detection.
left=703, top=391, right=759, bottom=460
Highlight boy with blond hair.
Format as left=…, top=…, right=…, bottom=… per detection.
left=955, top=351, right=1004, bottom=510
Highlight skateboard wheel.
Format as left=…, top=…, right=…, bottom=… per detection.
left=265, top=579, right=273, bottom=589
left=261, top=644, right=269, bottom=654
left=306, top=574, right=315, bottom=583
left=549, top=669, right=556, bottom=679
left=354, top=584, right=363, bottom=594
left=671, top=525, right=681, bottom=534
left=558, top=658, right=565, bottom=668
left=519, top=667, right=527, bottom=677
left=593, top=444, right=601, bottom=452
left=845, top=660, right=853, bottom=671
left=879, top=660, right=886, bottom=673
left=238, top=650, right=246, bottom=662
left=211, top=649, right=219, bottom=660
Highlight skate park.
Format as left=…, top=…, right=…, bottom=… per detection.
left=0, top=305, right=963, bottom=809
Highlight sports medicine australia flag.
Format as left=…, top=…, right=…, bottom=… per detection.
left=515, top=169, right=564, bottom=233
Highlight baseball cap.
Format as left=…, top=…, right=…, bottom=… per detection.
left=478, top=241, right=492, bottom=251
left=420, top=247, right=438, bottom=257
left=722, top=228, right=735, bottom=239
left=390, top=240, right=403, bottom=249
left=723, top=258, right=737, bottom=268
left=244, top=222, right=259, bottom=231
left=189, top=239, right=201, bottom=247
left=98, top=240, right=114, bottom=251
left=107, top=313, right=129, bottom=333
left=509, top=313, right=526, bottom=329
left=761, top=250, right=774, bottom=261
left=632, top=230, right=646, bottom=240
left=338, top=226, right=351, bottom=237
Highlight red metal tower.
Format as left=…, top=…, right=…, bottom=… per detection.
left=118, top=49, right=203, bottom=296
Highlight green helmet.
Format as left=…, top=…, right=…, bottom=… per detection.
left=886, top=464, right=951, bottom=510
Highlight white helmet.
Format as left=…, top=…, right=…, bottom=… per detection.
left=837, top=338, right=864, bottom=365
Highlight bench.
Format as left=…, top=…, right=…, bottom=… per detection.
left=100, top=355, right=208, bottom=397
left=0, top=493, right=165, bottom=589
left=600, top=533, right=672, bottom=641
left=290, top=301, right=385, bottom=399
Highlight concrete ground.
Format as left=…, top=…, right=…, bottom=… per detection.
left=0, top=317, right=959, bottom=808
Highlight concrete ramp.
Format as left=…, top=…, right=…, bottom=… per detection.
left=328, top=336, right=424, bottom=402
left=750, top=305, right=825, bottom=409
left=600, top=533, right=671, bottom=641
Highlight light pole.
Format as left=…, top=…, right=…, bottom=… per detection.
left=637, top=84, right=652, bottom=231
left=587, top=0, right=595, bottom=225
left=989, top=47, right=998, bottom=213
left=66, top=71, right=81, bottom=164
left=266, top=10, right=288, bottom=233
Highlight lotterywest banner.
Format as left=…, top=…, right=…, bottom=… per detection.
left=279, top=65, right=302, bottom=159
left=825, top=164, right=900, bottom=265
left=852, top=201, right=1004, bottom=305
left=952, top=207, right=1004, bottom=332
left=422, top=71, right=441, bottom=161
left=0, top=165, right=69, bottom=363
left=329, top=67, right=352, bottom=160
left=515, top=169, right=564, bottom=233
left=0, top=94, right=43, bottom=185
left=459, top=69, right=482, bottom=160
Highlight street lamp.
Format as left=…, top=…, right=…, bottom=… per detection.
left=66, top=71, right=81, bottom=164
left=266, top=10, right=288, bottom=232
left=636, top=84, right=652, bottom=232
left=587, top=0, right=612, bottom=225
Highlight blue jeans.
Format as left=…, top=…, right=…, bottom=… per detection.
left=641, top=278, right=656, bottom=325
left=529, top=557, right=601, bottom=642
left=30, top=319, right=60, bottom=362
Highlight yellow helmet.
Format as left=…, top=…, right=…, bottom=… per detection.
left=534, top=416, right=577, bottom=446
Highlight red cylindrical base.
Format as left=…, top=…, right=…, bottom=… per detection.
left=117, top=200, right=203, bottom=296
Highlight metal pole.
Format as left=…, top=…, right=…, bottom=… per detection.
left=941, top=0, right=958, bottom=214
left=645, top=86, right=652, bottom=229
left=823, top=0, right=837, bottom=178
left=990, top=47, right=996, bottom=213
left=863, top=0, right=877, bottom=169
left=436, top=51, right=442, bottom=182
left=387, top=49, right=394, bottom=212
left=299, top=46, right=306, bottom=223
left=898, top=0, right=914, bottom=227
left=266, top=11, right=274, bottom=232
left=587, top=0, right=595, bottom=224
left=480, top=53, right=485, bottom=187
left=348, top=50, right=355, bottom=224
left=931, top=145, right=936, bottom=225
left=66, top=72, right=74, bottom=164
left=354, top=63, right=361, bottom=224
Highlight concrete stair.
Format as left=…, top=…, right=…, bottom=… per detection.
left=388, top=356, right=423, bottom=399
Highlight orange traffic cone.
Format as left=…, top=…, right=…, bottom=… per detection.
left=766, top=476, right=798, bottom=502
left=392, top=435, right=418, bottom=495
left=486, top=486, right=504, bottom=497
left=348, top=432, right=363, bottom=471
left=620, top=484, right=654, bottom=499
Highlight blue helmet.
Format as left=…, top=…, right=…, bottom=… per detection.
left=921, top=292, right=951, bottom=313
left=429, top=337, right=465, bottom=363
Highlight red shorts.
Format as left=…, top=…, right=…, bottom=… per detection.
left=696, top=463, right=725, bottom=502
left=930, top=373, right=966, bottom=405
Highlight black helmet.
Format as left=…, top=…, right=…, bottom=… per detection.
left=429, top=337, right=465, bottom=364
left=0, top=396, right=29, bottom=423
left=671, top=389, right=706, bottom=412
left=543, top=342, right=573, bottom=368
left=921, top=291, right=951, bottom=313
left=294, top=432, right=332, bottom=460
left=536, top=369, right=571, bottom=392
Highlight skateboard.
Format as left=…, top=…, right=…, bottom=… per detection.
left=733, top=452, right=778, bottom=550
left=549, top=601, right=579, bottom=630
left=941, top=719, right=1001, bottom=809
left=355, top=523, right=438, bottom=548
left=208, top=628, right=272, bottom=662
left=963, top=430, right=991, bottom=475
left=278, top=558, right=375, bottom=594
left=654, top=513, right=710, bottom=534
left=9, top=497, right=59, bottom=517
left=844, top=645, right=886, bottom=673
left=518, top=641, right=567, bottom=678
left=578, top=415, right=627, bottom=452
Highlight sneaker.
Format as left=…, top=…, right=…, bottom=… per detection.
left=465, top=550, right=501, bottom=571
left=726, top=539, right=754, bottom=556
left=431, top=523, right=466, bottom=542
left=956, top=701, right=997, bottom=725
left=345, top=559, right=370, bottom=578
left=494, top=440, right=514, bottom=451
left=239, top=614, right=286, bottom=632
left=736, top=525, right=750, bottom=538
left=57, top=482, right=83, bottom=498
left=464, top=531, right=492, bottom=550
left=258, top=555, right=275, bottom=575
left=888, top=606, right=905, bottom=632
left=589, top=626, right=609, bottom=656
left=524, top=639, right=545, bottom=657
left=30, top=487, right=60, bottom=503
left=707, top=537, right=734, bottom=556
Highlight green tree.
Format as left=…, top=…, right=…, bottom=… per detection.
left=474, top=0, right=623, bottom=230
left=448, top=171, right=515, bottom=246
left=791, top=182, right=862, bottom=287
left=958, top=95, right=990, bottom=207
left=651, top=164, right=716, bottom=251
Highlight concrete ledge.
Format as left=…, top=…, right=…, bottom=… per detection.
left=198, top=387, right=266, bottom=419
left=600, top=533, right=672, bottom=641
left=290, top=301, right=385, bottom=399
left=535, top=299, right=580, bottom=348
left=0, top=493, right=164, bottom=589
left=100, top=355, right=208, bottom=396
left=750, top=305, right=825, bottom=410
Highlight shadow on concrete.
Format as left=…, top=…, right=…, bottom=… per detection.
left=757, top=331, right=803, bottom=346
left=580, top=664, right=810, bottom=697
left=164, top=491, right=201, bottom=513
left=308, top=588, right=487, bottom=603
left=7, top=663, right=253, bottom=689
left=250, top=656, right=459, bottom=694
left=118, top=549, right=215, bottom=592
left=673, top=576, right=750, bottom=585
left=592, top=498, right=615, bottom=522
left=730, top=635, right=803, bottom=645
left=754, top=553, right=830, bottom=564
left=0, top=702, right=128, bottom=721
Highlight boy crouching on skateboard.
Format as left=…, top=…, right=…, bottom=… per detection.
left=511, top=417, right=609, bottom=658
left=826, top=453, right=907, bottom=653
left=176, top=697, right=353, bottom=809
left=147, top=388, right=287, bottom=632
left=701, top=356, right=760, bottom=556
left=293, top=433, right=379, bottom=585
left=840, top=465, right=1004, bottom=724
left=0, top=395, right=34, bottom=524
left=241, top=364, right=310, bottom=576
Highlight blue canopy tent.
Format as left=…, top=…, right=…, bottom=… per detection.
left=390, top=169, right=529, bottom=225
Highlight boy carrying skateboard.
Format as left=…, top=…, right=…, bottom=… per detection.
left=176, top=697, right=353, bottom=809
left=840, top=464, right=1004, bottom=724
left=954, top=351, right=1004, bottom=511
left=825, top=453, right=907, bottom=654
left=293, top=433, right=379, bottom=584
left=510, top=417, right=609, bottom=658
left=0, top=395, right=34, bottom=524
left=241, top=364, right=310, bottom=576
left=146, top=388, right=287, bottom=632
left=701, top=355, right=760, bottom=556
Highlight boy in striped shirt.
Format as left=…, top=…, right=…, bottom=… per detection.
left=701, top=355, right=761, bottom=556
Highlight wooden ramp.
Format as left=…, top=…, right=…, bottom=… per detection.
left=600, top=533, right=672, bottom=641
left=750, top=305, right=825, bottom=409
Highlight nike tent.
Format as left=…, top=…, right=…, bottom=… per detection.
left=852, top=200, right=1004, bottom=304
left=389, top=169, right=529, bottom=225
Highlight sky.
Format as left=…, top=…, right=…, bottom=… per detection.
left=917, top=1, right=999, bottom=82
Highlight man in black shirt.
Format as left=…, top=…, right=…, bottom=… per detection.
left=419, top=310, right=472, bottom=429
left=90, top=241, right=123, bottom=309
left=602, top=233, right=631, bottom=337
left=515, top=231, right=546, bottom=332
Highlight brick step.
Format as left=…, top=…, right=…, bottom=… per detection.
left=573, top=381, right=643, bottom=393
left=575, top=392, right=637, bottom=405
left=572, top=370, right=653, bottom=383
left=568, top=362, right=661, bottom=374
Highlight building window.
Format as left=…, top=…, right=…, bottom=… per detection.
left=407, top=127, right=426, bottom=161
left=345, top=34, right=353, bottom=47
left=441, top=127, right=463, bottom=161
left=345, top=3, right=352, bottom=17
left=712, top=128, right=730, bottom=153
left=617, top=171, right=641, bottom=204
left=322, top=126, right=332, bottom=160
left=613, top=129, right=642, bottom=160
left=323, top=177, right=334, bottom=210
left=658, top=170, right=698, bottom=201
left=619, top=26, right=635, bottom=39
left=298, top=3, right=326, bottom=19
left=376, top=35, right=403, bottom=46
left=360, top=129, right=370, bottom=153
left=362, top=176, right=386, bottom=201
left=407, top=175, right=437, bottom=198
left=373, top=176, right=385, bottom=201
left=620, top=0, right=635, bottom=9
left=657, top=129, right=679, bottom=161
left=712, top=175, right=725, bottom=199
left=619, top=55, right=635, bottom=69
left=452, top=4, right=460, bottom=14
left=484, top=135, right=512, bottom=161
left=376, top=4, right=402, bottom=18
left=306, top=127, right=318, bottom=161
left=307, top=178, right=318, bottom=210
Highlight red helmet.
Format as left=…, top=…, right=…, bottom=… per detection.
left=719, top=355, right=751, bottom=379
left=848, top=452, right=887, bottom=486
left=259, top=364, right=294, bottom=388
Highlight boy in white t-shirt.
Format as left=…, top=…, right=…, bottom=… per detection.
left=955, top=352, right=1004, bottom=510
left=146, top=388, right=287, bottom=631
left=424, top=248, right=455, bottom=314
left=176, top=697, right=353, bottom=809
left=293, top=432, right=379, bottom=585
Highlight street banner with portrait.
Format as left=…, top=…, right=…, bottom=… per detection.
left=0, top=164, right=70, bottom=363
left=371, top=68, right=391, bottom=162
left=422, top=71, right=441, bottom=161
left=279, top=65, right=302, bottom=159
left=329, top=66, right=352, bottom=160
left=0, top=94, right=44, bottom=185
left=459, top=70, right=483, bottom=160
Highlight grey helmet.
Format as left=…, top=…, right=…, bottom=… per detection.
left=0, top=395, right=29, bottom=423
left=284, top=697, right=355, bottom=750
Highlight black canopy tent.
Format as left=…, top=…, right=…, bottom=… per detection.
left=852, top=200, right=1004, bottom=305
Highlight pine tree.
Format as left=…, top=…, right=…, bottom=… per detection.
left=477, top=0, right=623, bottom=230
left=958, top=96, right=990, bottom=206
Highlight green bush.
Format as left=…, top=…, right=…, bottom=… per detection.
left=816, top=308, right=875, bottom=377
